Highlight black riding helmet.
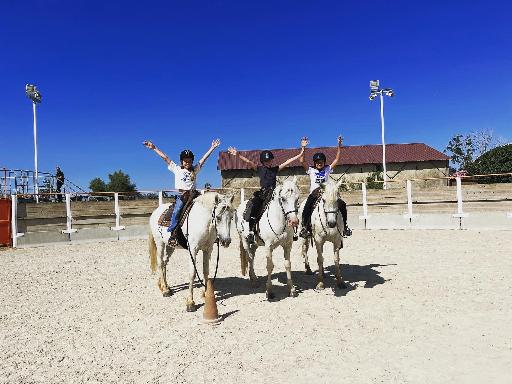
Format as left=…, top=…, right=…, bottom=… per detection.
left=313, top=152, right=326, bottom=163
left=180, top=149, right=194, bottom=162
left=260, top=150, right=274, bottom=164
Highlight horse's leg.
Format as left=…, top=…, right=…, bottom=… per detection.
left=315, top=240, right=325, bottom=290
left=301, top=238, right=313, bottom=275
left=201, top=249, right=211, bottom=298
left=265, top=246, right=275, bottom=300
left=248, top=243, right=258, bottom=287
left=283, top=243, right=297, bottom=297
left=186, top=247, right=199, bottom=312
left=158, top=242, right=172, bottom=296
left=333, top=241, right=347, bottom=289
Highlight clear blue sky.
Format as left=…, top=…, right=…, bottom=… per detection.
left=1, top=1, right=511, bottom=190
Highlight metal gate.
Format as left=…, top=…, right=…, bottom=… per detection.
left=0, top=198, right=12, bottom=246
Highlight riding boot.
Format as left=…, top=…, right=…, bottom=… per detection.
left=247, top=218, right=256, bottom=244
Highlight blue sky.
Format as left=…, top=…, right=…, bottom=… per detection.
left=1, top=1, right=511, bottom=190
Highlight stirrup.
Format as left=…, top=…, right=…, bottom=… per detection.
left=343, top=227, right=352, bottom=237
left=299, top=227, right=311, bottom=239
left=168, top=230, right=178, bottom=247
left=246, top=231, right=255, bottom=244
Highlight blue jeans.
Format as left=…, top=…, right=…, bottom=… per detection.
left=168, top=195, right=184, bottom=232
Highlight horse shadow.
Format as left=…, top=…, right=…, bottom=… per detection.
left=167, top=263, right=394, bottom=302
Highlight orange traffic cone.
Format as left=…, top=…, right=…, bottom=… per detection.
left=203, top=279, right=221, bottom=324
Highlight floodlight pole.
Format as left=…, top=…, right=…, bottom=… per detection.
left=369, top=80, right=393, bottom=190
left=379, top=93, right=388, bottom=190
left=32, top=100, right=39, bottom=203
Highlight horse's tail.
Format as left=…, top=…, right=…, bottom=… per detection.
left=149, top=230, right=157, bottom=273
left=239, top=237, right=248, bottom=276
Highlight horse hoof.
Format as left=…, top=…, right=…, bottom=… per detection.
left=162, top=290, right=173, bottom=297
left=289, top=289, right=298, bottom=298
left=186, top=303, right=197, bottom=312
left=337, top=281, right=348, bottom=289
left=316, top=283, right=325, bottom=290
left=305, top=265, right=313, bottom=275
left=266, top=291, right=275, bottom=301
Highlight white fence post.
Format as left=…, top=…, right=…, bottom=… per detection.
left=452, top=177, right=468, bottom=217
left=110, top=193, right=125, bottom=231
left=452, top=176, right=468, bottom=229
left=358, top=182, right=369, bottom=228
left=62, top=193, right=77, bottom=234
left=240, top=188, right=245, bottom=202
left=10, top=194, right=24, bottom=247
left=11, top=195, right=17, bottom=248
left=158, top=191, right=163, bottom=206
left=404, top=180, right=416, bottom=221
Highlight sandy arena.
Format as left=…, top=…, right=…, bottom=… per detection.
left=1, top=230, right=511, bottom=383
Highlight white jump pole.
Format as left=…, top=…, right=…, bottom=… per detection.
left=111, top=193, right=125, bottom=231
left=158, top=191, right=163, bottom=206
left=62, top=193, right=77, bottom=234
left=11, top=195, right=18, bottom=248
left=404, top=180, right=416, bottom=221
left=358, top=182, right=369, bottom=228
left=10, top=194, right=24, bottom=247
left=240, top=188, right=245, bottom=202
left=452, top=176, right=468, bottom=228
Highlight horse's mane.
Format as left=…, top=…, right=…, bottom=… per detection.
left=323, top=180, right=339, bottom=202
left=194, top=192, right=219, bottom=209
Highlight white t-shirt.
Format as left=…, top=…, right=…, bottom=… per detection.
left=168, top=161, right=201, bottom=190
left=306, top=165, right=332, bottom=192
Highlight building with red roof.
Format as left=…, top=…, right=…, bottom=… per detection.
left=218, top=143, right=450, bottom=192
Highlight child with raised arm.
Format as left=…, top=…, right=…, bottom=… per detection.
left=143, top=139, right=221, bottom=244
left=299, top=135, right=352, bottom=238
left=228, top=137, right=308, bottom=243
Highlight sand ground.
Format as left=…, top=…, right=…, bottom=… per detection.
left=1, top=230, right=511, bottom=383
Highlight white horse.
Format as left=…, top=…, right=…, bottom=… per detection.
left=237, top=177, right=300, bottom=300
left=300, top=180, right=347, bottom=290
left=148, top=192, right=235, bottom=312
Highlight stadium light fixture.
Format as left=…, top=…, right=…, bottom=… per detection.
left=369, top=80, right=395, bottom=190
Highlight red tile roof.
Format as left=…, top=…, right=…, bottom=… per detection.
left=218, top=143, right=449, bottom=171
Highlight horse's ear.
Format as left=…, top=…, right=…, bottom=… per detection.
left=215, top=193, right=221, bottom=205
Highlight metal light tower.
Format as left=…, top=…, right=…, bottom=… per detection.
left=369, top=80, right=394, bottom=190
left=25, top=84, right=42, bottom=203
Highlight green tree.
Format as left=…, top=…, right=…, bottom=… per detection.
left=445, top=134, right=475, bottom=171
left=466, top=144, right=512, bottom=183
left=89, top=177, right=107, bottom=192
left=106, top=170, right=136, bottom=192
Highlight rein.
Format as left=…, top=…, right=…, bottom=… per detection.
left=316, top=199, right=344, bottom=238
left=185, top=204, right=222, bottom=289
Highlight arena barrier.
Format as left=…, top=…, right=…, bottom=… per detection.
left=7, top=173, right=512, bottom=248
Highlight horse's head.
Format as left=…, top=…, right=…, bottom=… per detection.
left=276, top=176, right=300, bottom=227
left=213, top=193, right=235, bottom=247
left=319, top=180, right=340, bottom=228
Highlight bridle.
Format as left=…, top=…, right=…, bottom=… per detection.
left=267, top=187, right=298, bottom=238
left=316, top=196, right=343, bottom=237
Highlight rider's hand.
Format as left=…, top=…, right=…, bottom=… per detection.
left=227, top=146, right=238, bottom=156
left=337, top=135, right=343, bottom=146
left=211, top=138, right=221, bottom=148
left=301, top=137, right=309, bottom=148
left=143, top=140, right=155, bottom=149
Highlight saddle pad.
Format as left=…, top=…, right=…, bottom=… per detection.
left=158, top=202, right=176, bottom=227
